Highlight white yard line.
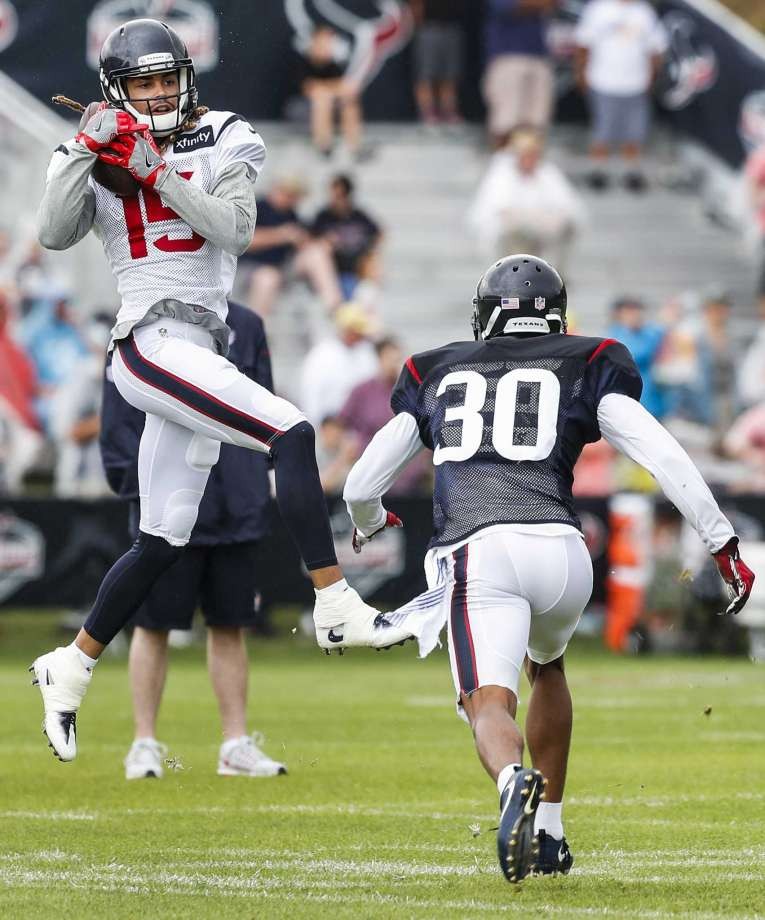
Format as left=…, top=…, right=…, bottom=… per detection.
left=0, top=862, right=759, bottom=919
left=1, top=788, right=762, bottom=825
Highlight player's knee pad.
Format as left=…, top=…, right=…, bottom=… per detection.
left=163, top=490, right=201, bottom=545
left=141, top=489, right=201, bottom=546
left=186, top=432, right=221, bottom=472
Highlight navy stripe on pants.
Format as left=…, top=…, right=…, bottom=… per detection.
left=451, top=545, right=478, bottom=694
left=119, top=335, right=283, bottom=447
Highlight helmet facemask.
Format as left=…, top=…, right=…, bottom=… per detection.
left=100, top=59, right=197, bottom=137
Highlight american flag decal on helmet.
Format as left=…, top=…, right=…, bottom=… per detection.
left=535, top=297, right=546, bottom=310
left=501, top=297, right=520, bottom=309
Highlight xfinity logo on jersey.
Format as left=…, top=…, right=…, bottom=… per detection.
left=173, top=125, right=215, bottom=153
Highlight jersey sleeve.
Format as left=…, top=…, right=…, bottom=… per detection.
left=45, top=141, right=75, bottom=183
left=586, top=339, right=643, bottom=408
left=213, top=115, right=266, bottom=182
left=391, top=356, right=423, bottom=418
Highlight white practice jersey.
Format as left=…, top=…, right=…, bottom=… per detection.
left=46, top=111, right=265, bottom=331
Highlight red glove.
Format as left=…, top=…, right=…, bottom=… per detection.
left=712, top=537, right=755, bottom=615
left=76, top=105, right=146, bottom=153
left=352, top=510, right=403, bottom=554
left=97, top=128, right=167, bottom=188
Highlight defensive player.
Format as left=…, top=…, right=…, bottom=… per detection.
left=101, top=301, right=285, bottom=779
left=343, top=255, right=754, bottom=883
left=32, top=18, right=412, bottom=764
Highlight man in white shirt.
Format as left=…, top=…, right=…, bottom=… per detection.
left=575, top=0, right=668, bottom=191
left=468, top=128, right=586, bottom=273
left=299, top=303, right=378, bottom=425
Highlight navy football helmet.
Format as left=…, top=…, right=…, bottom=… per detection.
left=472, top=254, right=567, bottom=340
left=99, top=18, right=197, bottom=137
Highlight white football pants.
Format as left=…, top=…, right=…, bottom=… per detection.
left=425, top=529, right=593, bottom=710
left=111, top=318, right=305, bottom=545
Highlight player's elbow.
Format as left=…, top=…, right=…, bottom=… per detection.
left=342, top=466, right=367, bottom=506
left=231, top=231, right=252, bottom=257
left=37, top=225, right=71, bottom=251
left=231, top=212, right=256, bottom=256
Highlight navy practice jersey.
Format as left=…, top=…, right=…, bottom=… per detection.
left=391, top=334, right=642, bottom=548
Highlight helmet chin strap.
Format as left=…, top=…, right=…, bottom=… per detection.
left=118, top=66, right=192, bottom=136
left=122, top=99, right=179, bottom=135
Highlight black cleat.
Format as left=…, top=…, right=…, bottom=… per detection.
left=533, top=830, right=573, bottom=875
left=497, top=768, right=546, bottom=883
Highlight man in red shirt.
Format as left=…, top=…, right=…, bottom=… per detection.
left=0, top=287, right=42, bottom=491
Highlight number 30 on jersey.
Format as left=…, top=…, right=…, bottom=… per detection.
left=433, top=369, right=560, bottom=465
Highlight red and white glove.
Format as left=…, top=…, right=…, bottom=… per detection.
left=352, top=510, right=403, bottom=554
left=97, top=127, right=167, bottom=188
left=75, top=105, right=146, bottom=153
left=712, top=537, right=755, bottom=615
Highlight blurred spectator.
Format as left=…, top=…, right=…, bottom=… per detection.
left=607, top=297, right=666, bottom=417
left=467, top=127, right=586, bottom=272
left=574, top=0, right=667, bottom=191
left=312, top=175, right=383, bottom=301
left=339, top=337, right=430, bottom=495
left=662, top=291, right=736, bottom=435
left=0, top=287, right=42, bottom=492
left=737, top=296, right=765, bottom=409
left=411, top=0, right=467, bottom=126
left=744, top=144, right=765, bottom=302
left=241, top=177, right=342, bottom=318
left=482, top=0, right=558, bottom=147
left=315, top=415, right=360, bottom=494
left=572, top=439, right=616, bottom=496
left=723, top=402, right=765, bottom=492
left=49, top=314, right=112, bottom=497
left=299, top=303, right=378, bottom=425
left=20, top=290, right=88, bottom=432
left=297, top=25, right=364, bottom=159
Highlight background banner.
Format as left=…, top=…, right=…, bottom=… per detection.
left=0, top=495, right=611, bottom=609
left=1, top=1, right=763, bottom=163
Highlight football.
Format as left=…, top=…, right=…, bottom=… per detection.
left=79, top=101, right=140, bottom=197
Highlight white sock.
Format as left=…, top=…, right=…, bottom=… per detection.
left=496, top=763, right=521, bottom=795
left=70, top=642, right=98, bottom=670
left=315, top=578, right=348, bottom=599
left=534, top=801, right=564, bottom=839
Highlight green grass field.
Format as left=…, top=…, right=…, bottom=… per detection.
left=1, top=612, right=763, bottom=919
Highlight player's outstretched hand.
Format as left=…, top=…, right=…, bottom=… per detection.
left=98, top=129, right=166, bottom=188
left=352, top=511, right=403, bottom=554
left=712, top=537, right=755, bottom=615
left=76, top=106, right=147, bottom=153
